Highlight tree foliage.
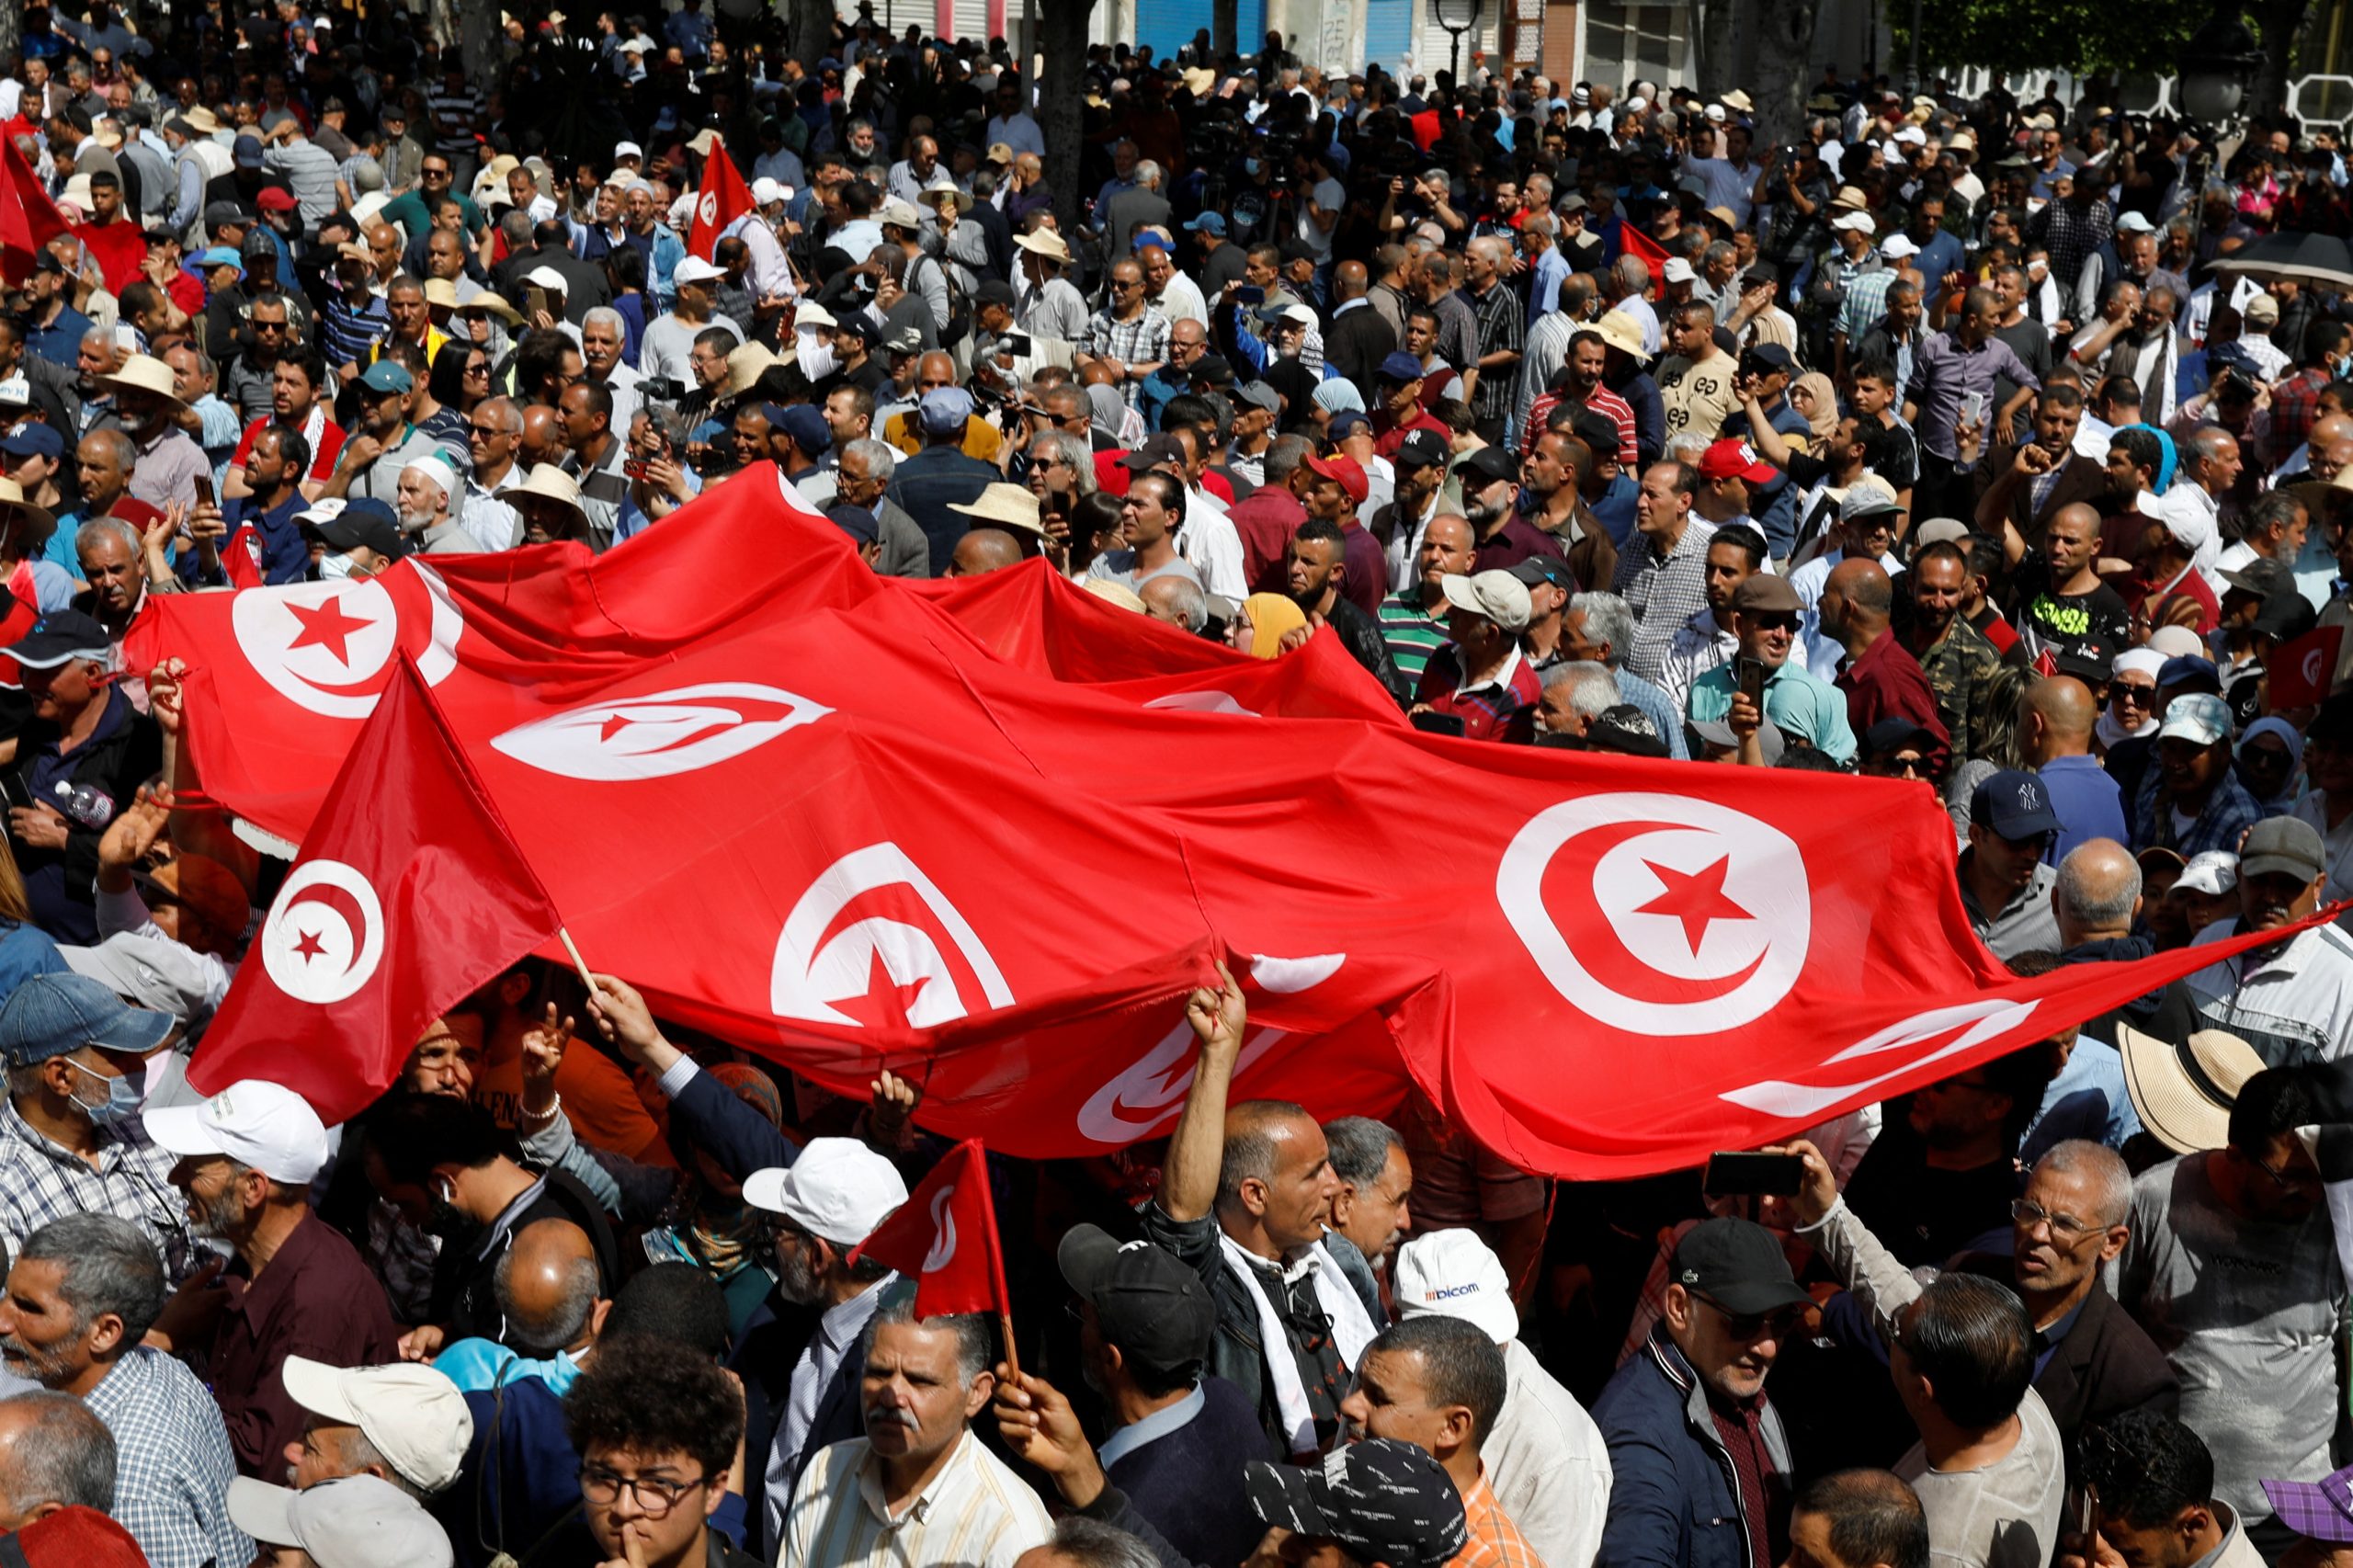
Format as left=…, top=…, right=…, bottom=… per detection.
left=1897, top=0, right=2216, bottom=79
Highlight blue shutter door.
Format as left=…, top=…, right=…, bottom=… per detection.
left=1366, top=0, right=1412, bottom=71
left=1134, top=0, right=1267, bottom=62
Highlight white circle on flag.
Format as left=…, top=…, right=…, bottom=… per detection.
left=1495, top=791, right=1811, bottom=1034
left=923, top=1184, right=958, bottom=1272
left=698, top=191, right=718, bottom=224
left=260, top=860, right=387, bottom=1005
left=230, top=566, right=465, bottom=719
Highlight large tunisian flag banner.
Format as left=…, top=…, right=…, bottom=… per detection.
left=126, top=473, right=2304, bottom=1178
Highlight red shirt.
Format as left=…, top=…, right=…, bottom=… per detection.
left=1373, top=407, right=1450, bottom=458
left=1415, top=643, right=1540, bottom=742
left=1836, top=631, right=1951, bottom=776
left=1226, top=484, right=1306, bottom=594
left=71, top=217, right=147, bottom=296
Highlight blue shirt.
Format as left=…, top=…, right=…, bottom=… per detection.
left=2040, top=753, right=2128, bottom=865
left=1914, top=230, right=1966, bottom=291
left=217, top=492, right=315, bottom=585
left=2020, top=1038, right=2143, bottom=1165
left=25, top=302, right=95, bottom=369
left=1591, top=472, right=1640, bottom=547
left=1529, top=247, right=1571, bottom=328
left=1688, top=658, right=1858, bottom=763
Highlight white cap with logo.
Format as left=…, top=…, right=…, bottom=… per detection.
left=744, top=1136, right=908, bottom=1246
left=280, top=1357, right=474, bottom=1495
left=1392, top=1229, right=1518, bottom=1344
left=228, top=1474, right=452, bottom=1568
left=142, top=1079, right=330, bottom=1184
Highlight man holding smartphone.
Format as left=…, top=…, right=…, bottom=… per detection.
left=1683, top=574, right=1856, bottom=763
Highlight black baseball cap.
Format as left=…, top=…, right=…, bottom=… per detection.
left=1395, top=429, right=1448, bottom=470
left=1864, top=717, right=1938, bottom=757
left=1586, top=703, right=1670, bottom=757
left=1055, top=1225, right=1212, bottom=1381
left=301, top=497, right=408, bottom=560
left=1246, top=1440, right=1468, bottom=1568
left=1669, top=1216, right=1810, bottom=1315
left=1510, top=554, right=1574, bottom=591
left=1461, top=445, right=1518, bottom=486
left=4, top=610, right=110, bottom=671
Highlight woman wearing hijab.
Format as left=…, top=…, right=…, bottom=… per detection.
left=1790, top=370, right=1841, bottom=444
left=2236, top=715, right=2307, bottom=814
left=2097, top=647, right=2165, bottom=754
left=1227, top=592, right=1308, bottom=657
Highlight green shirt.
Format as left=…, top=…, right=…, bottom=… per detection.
left=1377, top=589, right=1451, bottom=681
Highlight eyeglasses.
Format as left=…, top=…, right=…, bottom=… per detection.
left=464, top=361, right=490, bottom=378
left=1691, top=1292, right=1802, bottom=1341
left=1749, top=614, right=1801, bottom=632
left=468, top=422, right=507, bottom=437
left=579, top=1465, right=708, bottom=1517
left=2011, top=1197, right=2101, bottom=1241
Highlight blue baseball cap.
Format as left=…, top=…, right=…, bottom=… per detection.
left=195, top=245, right=245, bottom=275
left=919, top=386, right=973, bottom=435
left=1328, top=409, right=1370, bottom=439
left=1969, top=769, right=2063, bottom=842
left=0, top=424, right=64, bottom=462
left=1182, top=211, right=1227, bottom=236
left=357, top=361, right=413, bottom=395
left=0, top=972, right=175, bottom=1069
left=1378, top=351, right=1427, bottom=382
left=772, top=403, right=833, bottom=457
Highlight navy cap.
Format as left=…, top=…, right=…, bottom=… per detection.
left=2156, top=653, right=2222, bottom=692
left=1328, top=409, right=1370, bottom=439
left=1970, top=768, right=2063, bottom=842
left=772, top=403, right=833, bottom=457
left=1378, top=351, right=1427, bottom=382
left=0, top=972, right=174, bottom=1070
left=1740, top=341, right=1795, bottom=372
left=1864, top=716, right=1938, bottom=756
left=308, top=497, right=408, bottom=560
left=1246, top=1441, right=1467, bottom=1568
left=6, top=610, right=111, bottom=670
left=0, top=425, right=65, bottom=462
left=824, top=504, right=879, bottom=544
left=233, top=133, right=266, bottom=169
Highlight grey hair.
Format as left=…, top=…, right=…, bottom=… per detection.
left=842, top=437, right=897, bottom=480
left=1043, top=1517, right=1160, bottom=1568
left=1132, top=159, right=1162, bottom=188
left=494, top=1246, right=601, bottom=1358
left=638, top=403, right=688, bottom=449
left=2033, top=1140, right=2133, bottom=1228
left=581, top=305, right=625, bottom=336
left=1141, top=573, right=1207, bottom=632
left=1522, top=211, right=1557, bottom=239
left=1324, top=1116, right=1404, bottom=1188
left=1612, top=255, right=1653, bottom=293
left=1567, top=591, right=1637, bottom=669
left=76, top=515, right=142, bottom=562
left=477, top=395, right=524, bottom=436
left=1664, top=431, right=1713, bottom=465
left=1029, top=429, right=1098, bottom=496
left=2053, top=846, right=2141, bottom=932
left=1703, top=241, right=1736, bottom=270
left=865, top=1298, right=993, bottom=1388
left=19, top=1214, right=165, bottom=1344
left=0, top=1392, right=115, bottom=1514
left=1262, top=432, right=1313, bottom=483
left=1540, top=658, right=1620, bottom=720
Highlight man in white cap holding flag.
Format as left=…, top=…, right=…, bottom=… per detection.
left=142, top=1080, right=400, bottom=1479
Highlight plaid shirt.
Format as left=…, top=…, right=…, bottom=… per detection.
left=2131, top=766, right=2266, bottom=859
left=1087, top=305, right=1173, bottom=411
left=1611, top=517, right=1720, bottom=683
left=1457, top=1468, right=1546, bottom=1568
left=2027, top=198, right=2116, bottom=303
left=85, top=1347, right=256, bottom=1568
left=1466, top=280, right=1526, bottom=423
left=2269, top=367, right=2332, bottom=470
left=1837, top=267, right=1898, bottom=344
left=1415, top=643, right=1540, bottom=742
left=0, top=1099, right=194, bottom=1280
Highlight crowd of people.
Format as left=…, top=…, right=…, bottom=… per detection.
left=5, top=2, right=2353, bottom=1568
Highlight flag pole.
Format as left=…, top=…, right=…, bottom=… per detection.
left=972, top=1146, right=1021, bottom=1385
left=556, top=926, right=599, bottom=994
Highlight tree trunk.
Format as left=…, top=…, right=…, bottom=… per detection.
left=787, top=0, right=835, bottom=70
left=1214, top=0, right=1239, bottom=57
left=1042, top=0, right=1097, bottom=236
left=1696, top=0, right=1736, bottom=98
left=2253, top=0, right=2313, bottom=117
left=456, top=0, right=503, bottom=102
left=0, top=4, right=21, bottom=85
left=1751, top=0, right=1818, bottom=146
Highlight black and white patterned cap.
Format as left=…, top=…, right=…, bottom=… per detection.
left=1245, top=1439, right=1469, bottom=1568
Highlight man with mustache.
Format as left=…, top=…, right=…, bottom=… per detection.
left=2183, top=816, right=2353, bottom=1063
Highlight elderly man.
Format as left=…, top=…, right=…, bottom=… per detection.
left=2, top=611, right=163, bottom=943
left=1613, top=460, right=1720, bottom=682
left=392, top=453, right=471, bottom=554
left=1593, top=1219, right=1809, bottom=1568
left=99, top=355, right=206, bottom=511
left=1686, top=574, right=1856, bottom=762
left=2180, top=816, right=2353, bottom=1062
left=1323, top=1118, right=1412, bottom=1289
left=1415, top=569, right=1543, bottom=744
left=142, top=1080, right=397, bottom=1478
left=0, top=1390, right=121, bottom=1528
left=1139, top=965, right=1384, bottom=1458
left=278, top=1357, right=472, bottom=1498
left=780, top=1305, right=1051, bottom=1565
left=0, top=1213, right=252, bottom=1568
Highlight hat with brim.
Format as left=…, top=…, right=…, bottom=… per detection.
left=686, top=128, right=722, bottom=156
left=1015, top=230, right=1072, bottom=264
left=1720, top=89, right=1755, bottom=114
left=1082, top=579, right=1147, bottom=612
left=421, top=278, right=460, bottom=310
left=2260, top=1468, right=2353, bottom=1544
left=721, top=343, right=781, bottom=400
left=0, top=480, right=57, bottom=546
left=1830, top=185, right=1870, bottom=210
left=179, top=106, right=223, bottom=136
left=97, top=355, right=188, bottom=414
left=922, top=173, right=974, bottom=212
left=522, top=266, right=570, bottom=295
left=947, top=482, right=1047, bottom=539
left=460, top=292, right=523, bottom=326
left=508, top=463, right=587, bottom=529
left=2119, top=1023, right=2266, bottom=1153
left=1594, top=311, right=1652, bottom=363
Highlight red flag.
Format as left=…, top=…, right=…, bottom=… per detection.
left=848, top=1139, right=1009, bottom=1319
left=0, top=136, right=69, bottom=286
left=1620, top=223, right=1668, bottom=292
left=188, top=654, right=564, bottom=1122
left=2032, top=645, right=2059, bottom=678
left=688, top=140, right=754, bottom=261
left=220, top=523, right=265, bottom=591
left=2270, top=622, right=2342, bottom=708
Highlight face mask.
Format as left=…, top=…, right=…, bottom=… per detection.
left=64, top=1057, right=144, bottom=1127
left=318, top=551, right=358, bottom=580
left=796, top=329, right=839, bottom=381
left=1245, top=158, right=1262, bottom=176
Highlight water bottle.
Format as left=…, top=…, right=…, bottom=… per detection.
left=51, top=780, right=117, bottom=831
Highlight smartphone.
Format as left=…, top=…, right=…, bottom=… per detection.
left=1230, top=285, right=1266, bottom=306
left=524, top=285, right=549, bottom=321
left=1702, top=1151, right=1805, bottom=1197
left=1736, top=655, right=1767, bottom=708
left=1411, top=710, right=1467, bottom=737
left=623, top=456, right=648, bottom=481
left=192, top=473, right=214, bottom=508
left=1000, top=332, right=1032, bottom=357
left=1959, top=391, right=1986, bottom=426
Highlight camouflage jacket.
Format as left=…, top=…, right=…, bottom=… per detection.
left=1911, top=614, right=2003, bottom=763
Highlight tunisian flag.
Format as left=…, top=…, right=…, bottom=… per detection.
left=1619, top=222, right=1668, bottom=291
left=849, top=1140, right=1010, bottom=1320
left=687, top=139, right=754, bottom=261
left=188, top=654, right=563, bottom=1122
left=0, top=136, right=68, bottom=286
left=2270, top=623, right=2343, bottom=709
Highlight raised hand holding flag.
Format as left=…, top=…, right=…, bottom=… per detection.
left=687, top=138, right=755, bottom=260
left=848, top=1138, right=1018, bottom=1372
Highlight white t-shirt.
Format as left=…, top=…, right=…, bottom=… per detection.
left=1297, top=176, right=1346, bottom=261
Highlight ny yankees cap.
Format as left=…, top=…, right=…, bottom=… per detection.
left=1056, top=1224, right=1213, bottom=1381
left=1969, top=768, right=2063, bottom=841
left=1245, top=1439, right=1468, bottom=1568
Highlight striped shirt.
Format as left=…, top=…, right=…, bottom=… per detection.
left=1465, top=280, right=1525, bottom=423
left=1524, top=383, right=1637, bottom=467
left=782, top=1432, right=1053, bottom=1568
left=321, top=293, right=390, bottom=369
left=426, top=85, right=482, bottom=156
left=85, top=1347, right=255, bottom=1568
left=1378, top=587, right=1453, bottom=680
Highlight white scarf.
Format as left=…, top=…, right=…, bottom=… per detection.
left=1217, top=1231, right=1379, bottom=1457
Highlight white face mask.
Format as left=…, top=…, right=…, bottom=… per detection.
left=796, top=328, right=839, bottom=381
left=317, top=551, right=359, bottom=579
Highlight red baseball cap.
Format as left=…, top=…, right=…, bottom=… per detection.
left=256, top=187, right=300, bottom=213
left=1698, top=438, right=1778, bottom=484
left=1304, top=451, right=1369, bottom=506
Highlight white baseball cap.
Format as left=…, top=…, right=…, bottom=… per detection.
left=228, top=1474, right=453, bottom=1568
left=523, top=266, right=570, bottom=292
left=1831, top=210, right=1876, bottom=233
left=613, top=141, right=643, bottom=161
left=2175, top=849, right=2240, bottom=897
left=743, top=1137, right=907, bottom=1247
left=750, top=176, right=789, bottom=206
left=2116, top=210, right=2157, bottom=234
left=673, top=255, right=726, bottom=285
left=1662, top=257, right=1697, bottom=284
left=1392, top=1229, right=1518, bottom=1344
left=1881, top=233, right=1920, bottom=260
left=142, top=1080, right=330, bottom=1184
left=280, top=1357, right=473, bottom=1494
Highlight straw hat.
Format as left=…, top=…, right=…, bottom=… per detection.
left=458, top=292, right=523, bottom=325
left=422, top=278, right=461, bottom=309
left=1830, top=185, right=1870, bottom=211
left=98, top=354, right=188, bottom=412
left=1015, top=229, right=1072, bottom=265
left=1593, top=311, right=1652, bottom=363
left=922, top=172, right=973, bottom=213
left=177, top=106, right=223, bottom=136
left=507, top=463, right=586, bottom=529
left=0, top=479, right=57, bottom=544
left=686, top=128, right=723, bottom=156
left=948, top=482, right=1046, bottom=539
left=2118, top=1023, right=2268, bottom=1153
left=721, top=343, right=780, bottom=401
left=1719, top=88, right=1755, bottom=114
left=1082, top=579, right=1147, bottom=612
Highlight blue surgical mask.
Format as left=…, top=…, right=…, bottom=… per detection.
left=64, top=1057, right=146, bottom=1127
left=317, top=551, right=358, bottom=580
left=1245, top=158, right=1263, bottom=176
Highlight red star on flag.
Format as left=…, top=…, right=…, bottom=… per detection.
left=1635, top=857, right=1754, bottom=954
left=284, top=597, right=376, bottom=665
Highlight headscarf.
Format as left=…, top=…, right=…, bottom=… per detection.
left=1791, top=371, right=1840, bottom=440
left=2236, top=715, right=2307, bottom=812
left=2096, top=647, right=2166, bottom=750
left=1086, top=381, right=1146, bottom=448
left=672, top=1062, right=785, bottom=1278
left=1238, top=593, right=1307, bottom=658
left=1313, top=378, right=1366, bottom=415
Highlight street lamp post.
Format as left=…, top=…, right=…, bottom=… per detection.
left=1434, top=0, right=1483, bottom=85
left=2177, top=5, right=2262, bottom=265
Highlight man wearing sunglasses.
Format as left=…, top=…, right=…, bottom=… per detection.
left=1684, top=573, right=1858, bottom=764
left=1591, top=1217, right=1809, bottom=1568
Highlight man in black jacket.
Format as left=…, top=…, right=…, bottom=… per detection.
left=3, top=610, right=162, bottom=945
